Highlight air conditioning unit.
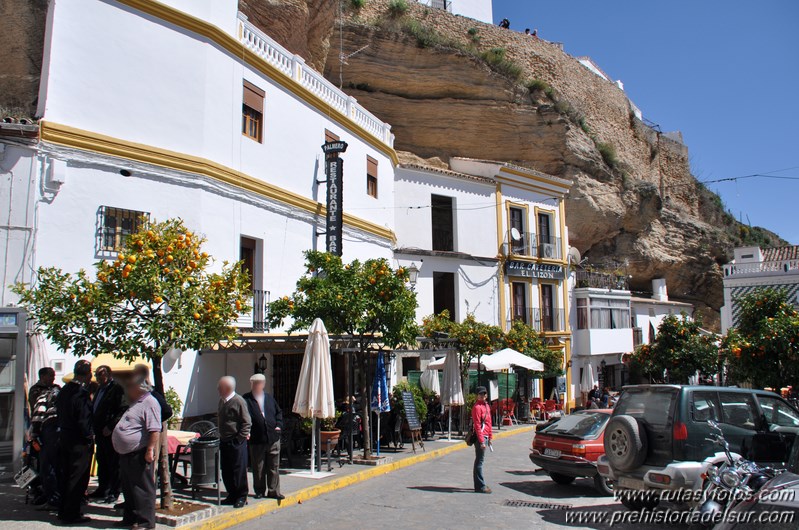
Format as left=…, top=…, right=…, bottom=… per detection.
left=539, top=243, right=556, bottom=259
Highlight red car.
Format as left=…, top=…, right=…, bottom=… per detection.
left=529, top=409, right=614, bottom=495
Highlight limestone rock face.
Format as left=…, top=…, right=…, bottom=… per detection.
left=243, top=0, right=785, bottom=330
left=0, top=0, right=48, bottom=116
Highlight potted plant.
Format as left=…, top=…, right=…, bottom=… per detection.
left=319, top=411, right=342, bottom=447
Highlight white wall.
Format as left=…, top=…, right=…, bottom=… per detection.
left=416, top=0, right=493, bottom=24
left=632, top=302, right=682, bottom=344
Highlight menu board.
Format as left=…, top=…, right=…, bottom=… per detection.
left=401, top=391, right=421, bottom=431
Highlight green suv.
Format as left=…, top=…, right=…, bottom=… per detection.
left=596, top=385, right=799, bottom=509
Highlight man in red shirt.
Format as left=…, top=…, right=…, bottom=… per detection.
left=472, top=386, right=493, bottom=493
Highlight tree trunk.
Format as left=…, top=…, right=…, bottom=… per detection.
left=359, top=347, right=371, bottom=459
left=152, top=357, right=173, bottom=510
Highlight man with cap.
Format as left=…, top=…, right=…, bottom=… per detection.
left=471, top=386, right=493, bottom=494
left=243, top=373, right=284, bottom=500
left=217, top=376, right=251, bottom=508
left=56, top=359, right=94, bottom=524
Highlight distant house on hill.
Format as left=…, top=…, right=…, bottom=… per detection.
left=414, top=0, right=493, bottom=25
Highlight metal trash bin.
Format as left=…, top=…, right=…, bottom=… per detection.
left=190, top=435, right=220, bottom=505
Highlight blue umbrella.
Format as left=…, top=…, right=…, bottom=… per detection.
left=371, top=353, right=391, bottom=455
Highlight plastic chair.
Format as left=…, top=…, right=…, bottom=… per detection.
left=500, top=399, right=518, bottom=425
left=542, top=400, right=557, bottom=421
left=530, top=398, right=543, bottom=420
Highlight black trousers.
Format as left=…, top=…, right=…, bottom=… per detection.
left=95, top=434, right=121, bottom=496
left=39, top=425, right=60, bottom=503
left=119, top=449, right=155, bottom=527
left=58, top=441, right=93, bottom=521
left=220, top=438, right=248, bottom=501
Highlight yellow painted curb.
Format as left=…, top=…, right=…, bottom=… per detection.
left=183, top=426, right=533, bottom=530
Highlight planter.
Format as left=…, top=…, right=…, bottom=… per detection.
left=320, top=429, right=341, bottom=448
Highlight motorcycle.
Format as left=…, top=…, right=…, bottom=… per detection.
left=692, top=420, right=781, bottom=528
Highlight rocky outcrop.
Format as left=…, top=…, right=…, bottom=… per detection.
left=0, top=0, right=48, bottom=117
left=242, top=0, right=785, bottom=330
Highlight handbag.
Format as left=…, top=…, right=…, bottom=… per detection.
left=465, top=407, right=486, bottom=447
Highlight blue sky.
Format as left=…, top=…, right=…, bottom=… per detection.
left=492, top=0, right=799, bottom=244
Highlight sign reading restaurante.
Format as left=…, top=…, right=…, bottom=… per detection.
left=505, top=260, right=564, bottom=279
left=322, top=141, right=348, bottom=256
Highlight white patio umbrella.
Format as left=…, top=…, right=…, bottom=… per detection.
left=484, top=348, right=544, bottom=372
left=419, top=368, right=440, bottom=396
left=26, top=332, right=49, bottom=385
left=581, top=362, right=595, bottom=394
left=440, top=351, right=464, bottom=441
left=293, top=318, right=336, bottom=476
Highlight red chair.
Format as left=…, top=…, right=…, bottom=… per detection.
left=500, top=398, right=518, bottom=425
left=542, top=400, right=557, bottom=420
left=530, top=398, right=543, bottom=420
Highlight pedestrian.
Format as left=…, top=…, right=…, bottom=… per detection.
left=243, top=374, right=284, bottom=501
left=532, top=28, right=538, bottom=38
left=524, top=28, right=530, bottom=35
left=217, top=376, right=251, bottom=508
left=498, top=18, right=510, bottom=29
left=28, top=366, right=60, bottom=507
left=587, top=384, right=598, bottom=403
left=472, top=386, right=493, bottom=494
left=90, top=365, right=125, bottom=504
left=56, top=359, right=94, bottom=524
left=601, top=387, right=611, bottom=408
left=112, top=374, right=161, bottom=530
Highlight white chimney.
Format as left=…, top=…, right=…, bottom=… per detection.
left=652, top=278, right=668, bottom=302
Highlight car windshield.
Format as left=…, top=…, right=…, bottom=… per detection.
left=541, top=411, right=610, bottom=438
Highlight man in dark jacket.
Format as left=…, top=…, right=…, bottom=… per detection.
left=90, top=365, right=125, bottom=503
left=56, top=359, right=94, bottom=524
left=217, top=376, right=251, bottom=508
left=243, top=373, right=283, bottom=500
left=29, top=367, right=60, bottom=506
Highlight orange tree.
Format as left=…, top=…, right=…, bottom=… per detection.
left=504, top=319, right=563, bottom=378
left=266, top=251, right=417, bottom=458
left=13, top=218, right=250, bottom=508
left=720, top=288, right=799, bottom=389
left=627, top=313, right=718, bottom=384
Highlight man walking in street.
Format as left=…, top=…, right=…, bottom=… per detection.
left=90, top=365, right=125, bottom=504
left=56, top=360, right=94, bottom=524
left=29, top=366, right=61, bottom=507
left=243, top=374, right=284, bottom=500
left=217, top=376, right=251, bottom=508
left=112, top=374, right=161, bottom=530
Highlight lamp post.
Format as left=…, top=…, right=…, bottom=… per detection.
left=254, top=353, right=267, bottom=374
left=406, top=262, right=420, bottom=290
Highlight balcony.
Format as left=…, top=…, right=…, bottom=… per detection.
left=723, top=260, right=799, bottom=278
left=236, top=289, right=270, bottom=332
left=575, top=270, right=630, bottom=291
left=237, top=13, right=394, bottom=147
left=508, top=308, right=566, bottom=333
left=505, top=231, right=563, bottom=260
left=632, top=327, right=643, bottom=348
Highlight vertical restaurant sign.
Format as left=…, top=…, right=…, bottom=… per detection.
left=322, top=141, right=348, bottom=256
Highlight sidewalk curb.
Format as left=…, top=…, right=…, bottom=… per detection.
left=183, top=426, right=533, bottom=530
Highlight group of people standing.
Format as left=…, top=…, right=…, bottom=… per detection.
left=28, top=360, right=169, bottom=528
left=216, top=373, right=284, bottom=508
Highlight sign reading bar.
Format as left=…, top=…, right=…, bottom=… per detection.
left=322, top=141, right=348, bottom=256
left=505, top=260, right=564, bottom=280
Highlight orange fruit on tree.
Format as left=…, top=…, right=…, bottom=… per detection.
left=154, top=296, right=163, bottom=303
left=122, top=271, right=129, bottom=279
left=127, top=256, right=136, bottom=264
left=193, top=312, right=201, bottom=320
left=166, top=255, right=174, bottom=262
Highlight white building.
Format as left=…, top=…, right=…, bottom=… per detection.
left=720, top=246, right=799, bottom=333
left=1, top=0, right=399, bottom=428
left=415, top=0, right=494, bottom=24
left=570, top=275, right=692, bottom=400
left=394, top=157, right=574, bottom=405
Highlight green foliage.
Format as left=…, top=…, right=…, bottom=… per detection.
left=388, top=0, right=409, bottom=17
left=467, top=27, right=481, bottom=44
left=596, top=141, right=618, bottom=169
left=504, top=319, right=563, bottom=378
left=578, top=117, right=591, bottom=135
left=13, top=218, right=251, bottom=391
left=526, top=78, right=550, bottom=93
left=479, top=47, right=523, bottom=81
left=350, top=0, right=366, bottom=8
left=266, top=251, right=418, bottom=347
left=720, top=289, right=799, bottom=389
left=464, top=392, right=477, bottom=419
left=467, top=27, right=478, bottom=36
left=403, top=19, right=444, bottom=49
left=627, top=313, right=718, bottom=384
left=320, top=411, right=342, bottom=431
left=164, top=386, right=183, bottom=418
left=392, top=381, right=427, bottom=421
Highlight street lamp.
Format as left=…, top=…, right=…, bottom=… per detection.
left=254, top=353, right=267, bottom=374
left=407, top=262, right=420, bottom=287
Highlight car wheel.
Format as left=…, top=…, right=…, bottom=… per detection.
left=549, top=472, right=576, bottom=485
left=593, top=473, right=614, bottom=496
left=618, top=489, right=660, bottom=511
left=604, top=415, right=648, bottom=472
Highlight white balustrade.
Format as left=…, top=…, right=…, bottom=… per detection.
left=237, top=13, right=393, bottom=147
left=724, top=260, right=799, bottom=277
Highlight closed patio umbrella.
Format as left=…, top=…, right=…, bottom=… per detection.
left=293, top=318, right=336, bottom=475
left=419, top=368, right=440, bottom=396
left=26, top=332, right=49, bottom=385
left=440, top=351, right=464, bottom=441
left=581, top=362, right=595, bottom=394
left=371, top=353, right=390, bottom=456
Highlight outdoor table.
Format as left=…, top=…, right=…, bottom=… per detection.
left=168, top=429, right=200, bottom=486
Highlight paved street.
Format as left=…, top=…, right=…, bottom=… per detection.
left=235, top=432, right=688, bottom=530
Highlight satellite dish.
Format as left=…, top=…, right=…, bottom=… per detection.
left=510, top=227, right=522, bottom=241
left=163, top=346, right=183, bottom=373
left=568, top=247, right=581, bottom=265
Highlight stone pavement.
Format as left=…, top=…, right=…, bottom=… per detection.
left=0, top=425, right=533, bottom=530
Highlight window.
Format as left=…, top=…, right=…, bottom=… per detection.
left=242, top=80, right=264, bottom=142
left=719, top=392, right=758, bottom=430
left=431, top=195, right=454, bottom=251
left=758, top=396, right=799, bottom=428
left=537, top=211, right=552, bottom=244
left=541, top=284, right=555, bottom=331
left=577, top=298, right=588, bottom=329
left=99, top=206, right=149, bottom=253
left=366, top=156, right=378, bottom=198
left=509, top=206, right=526, bottom=255
left=433, top=272, right=456, bottom=318
left=589, top=298, right=631, bottom=329
left=692, top=391, right=721, bottom=422
left=511, top=282, right=528, bottom=324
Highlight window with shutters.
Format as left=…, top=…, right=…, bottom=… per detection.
left=242, top=80, right=264, bottom=142
left=97, top=206, right=149, bottom=255
left=366, top=156, right=378, bottom=198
